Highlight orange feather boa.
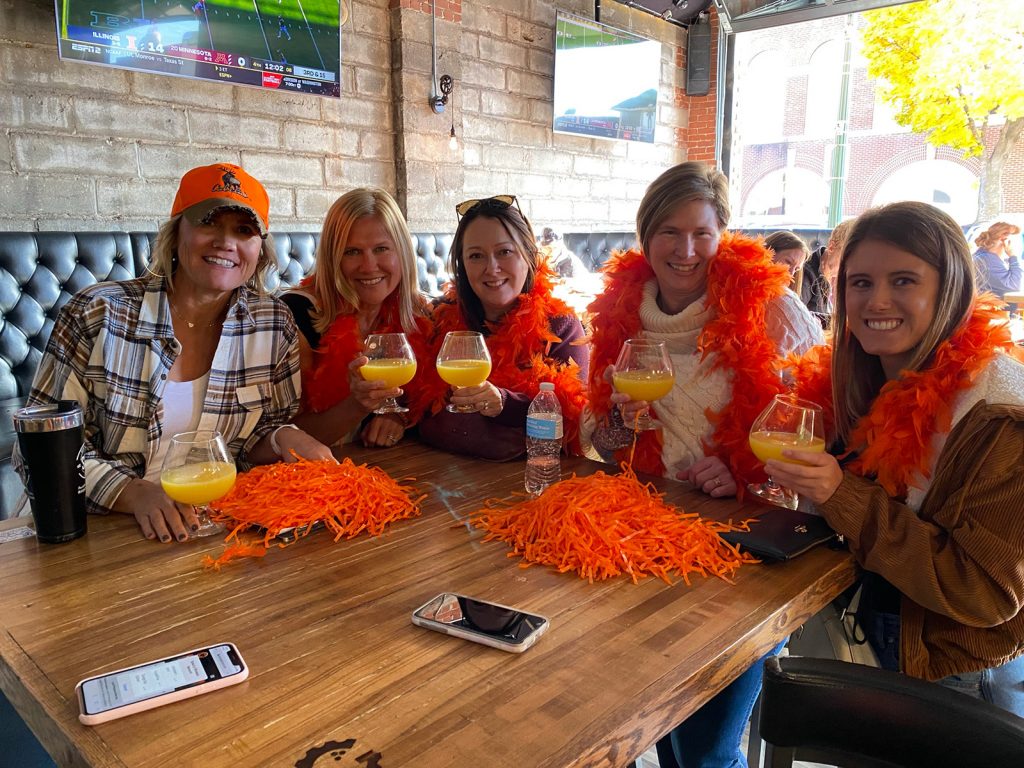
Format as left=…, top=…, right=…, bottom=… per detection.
left=790, top=296, right=1020, bottom=498
left=587, top=233, right=792, bottom=482
left=408, top=261, right=589, bottom=454
left=303, top=291, right=433, bottom=420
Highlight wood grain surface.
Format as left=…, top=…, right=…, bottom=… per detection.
left=0, top=441, right=857, bottom=768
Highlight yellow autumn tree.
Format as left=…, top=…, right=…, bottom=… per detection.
left=861, top=0, right=1024, bottom=221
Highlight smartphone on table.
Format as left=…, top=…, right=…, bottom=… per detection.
left=411, top=593, right=549, bottom=653
left=76, top=642, right=248, bottom=725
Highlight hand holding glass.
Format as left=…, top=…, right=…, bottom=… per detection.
left=613, top=339, right=675, bottom=431
left=747, top=395, right=825, bottom=510
left=436, top=331, right=492, bottom=413
left=160, top=430, right=236, bottom=537
left=360, top=332, right=417, bottom=414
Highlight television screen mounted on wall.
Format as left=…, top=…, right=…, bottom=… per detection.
left=54, top=0, right=341, bottom=98
left=553, top=12, right=661, bottom=144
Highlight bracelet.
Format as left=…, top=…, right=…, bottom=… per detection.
left=269, top=424, right=300, bottom=457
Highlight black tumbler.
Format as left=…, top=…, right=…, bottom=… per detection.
left=13, top=401, right=87, bottom=543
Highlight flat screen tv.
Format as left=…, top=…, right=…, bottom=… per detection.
left=54, top=1, right=341, bottom=97
left=553, top=12, right=661, bottom=144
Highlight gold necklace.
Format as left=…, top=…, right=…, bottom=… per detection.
left=168, top=301, right=225, bottom=329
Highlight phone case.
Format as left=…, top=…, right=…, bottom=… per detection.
left=76, top=642, right=249, bottom=725
left=411, top=594, right=549, bottom=654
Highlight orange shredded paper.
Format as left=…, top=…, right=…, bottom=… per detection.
left=202, top=457, right=423, bottom=569
left=471, top=464, right=757, bottom=585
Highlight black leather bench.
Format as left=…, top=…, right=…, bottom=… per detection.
left=0, top=228, right=630, bottom=519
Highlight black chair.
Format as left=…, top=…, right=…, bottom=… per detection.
left=760, top=656, right=1024, bottom=768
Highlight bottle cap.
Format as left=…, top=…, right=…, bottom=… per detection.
left=13, top=401, right=84, bottom=433
left=539, top=382, right=554, bottom=391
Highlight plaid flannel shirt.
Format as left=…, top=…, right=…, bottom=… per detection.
left=13, top=275, right=300, bottom=513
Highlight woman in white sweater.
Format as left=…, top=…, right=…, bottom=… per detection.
left=584, top=162, right=821, bottom=495
left=583, top=162, right=821, bottom=768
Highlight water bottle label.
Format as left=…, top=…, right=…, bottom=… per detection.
left=526, top=415, right=563, bottom=440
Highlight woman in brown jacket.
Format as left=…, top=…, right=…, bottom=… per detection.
left=771, top=201, right=1024, bottom=716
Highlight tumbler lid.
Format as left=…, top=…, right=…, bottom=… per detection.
left=13, top=401, right=84, bottom=433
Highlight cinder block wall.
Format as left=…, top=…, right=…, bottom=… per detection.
left=0, top=0, right=693, bottom=235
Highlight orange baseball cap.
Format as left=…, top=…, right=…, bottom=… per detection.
left=171, top=163, right=270, bottom=235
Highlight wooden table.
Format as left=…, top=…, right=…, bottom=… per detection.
left=0, top=442, right=856, bottom=768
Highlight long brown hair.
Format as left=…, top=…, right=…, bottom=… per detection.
left=764, top=230, right=809, bottom=294
left=831, top=201, right=976, bottom=443
left=450, top=198, right=539, bottom=331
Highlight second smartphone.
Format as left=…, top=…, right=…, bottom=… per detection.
left=412, top=593, right=549, bottom=653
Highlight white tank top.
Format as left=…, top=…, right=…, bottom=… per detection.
left=144, top=373, right=210, bottom=483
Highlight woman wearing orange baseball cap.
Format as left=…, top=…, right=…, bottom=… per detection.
left=14, top=163, right=332, bottom=544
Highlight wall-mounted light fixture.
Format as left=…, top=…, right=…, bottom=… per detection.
left=428, top=0, right=457, bottom=149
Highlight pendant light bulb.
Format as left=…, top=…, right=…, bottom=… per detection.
left=449, top=124, right=458, bottom=151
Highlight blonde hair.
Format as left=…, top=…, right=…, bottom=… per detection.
left=975, top=221, right=1021, bottom=251
left=636, top=162, right=730, bottom=255
left=309, top=188, right=422, bottom=334
left=831, top=201, right=975, bottom=443
left=764, top=230, right=809, bottom=294
left=149, top=214, right=278, bottom=295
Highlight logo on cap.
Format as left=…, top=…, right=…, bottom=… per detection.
left=212, top=169, right=248, bottom=199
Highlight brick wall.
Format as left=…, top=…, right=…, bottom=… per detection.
left=0, top=0, right=691, bottom=234
left=673, top=7, right=718, bottom=163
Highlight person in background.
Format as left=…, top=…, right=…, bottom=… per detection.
left=776, top=201, right=1024, bottom=718
left=803, top=219, right=856, bottom=328
left=764, top=230, right=810, bottom=300
left=583, top=162, right=821, bottom=768
left=538, top=226, right=589, bottom=279
left=411, top=196, right=589, bottom=460
left=12, top=163, right=331, bottom=543
left=283, top=188, right=432, bottom=449
left=973, top=221, right=1022, bottom=299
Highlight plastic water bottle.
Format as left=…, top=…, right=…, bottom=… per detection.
left=525, top=382, right=563, bottom=496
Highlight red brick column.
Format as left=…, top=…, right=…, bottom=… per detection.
left=674, top=9, right=719, bottom=164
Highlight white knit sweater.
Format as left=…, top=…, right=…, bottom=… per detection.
left=582, top=280, right=822, bottom=476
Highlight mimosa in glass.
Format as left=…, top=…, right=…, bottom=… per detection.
left=361, top=333, right=417, bottom=414
left=747, top=395, right=825, bottom=510
left=613, top=339, right=675, bottom=431
left=436, top=331, right=492, bottom=413
left=160, top=430, right=236, bottom=537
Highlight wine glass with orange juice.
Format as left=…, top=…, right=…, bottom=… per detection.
left=360, top=332, right=417, bottom=414
left=612, top=339, right=675, bottom=431
left=747, top=394, right=825, bottom=510
left=160, top=430, right=236, bottom=537
left=436, top=331, right=492, bottom=413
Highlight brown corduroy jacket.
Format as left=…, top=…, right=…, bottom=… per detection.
left=822, top=400, right=1024, bottom=681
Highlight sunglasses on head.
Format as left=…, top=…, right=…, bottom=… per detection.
left=455, top=194, right=520, bottom=219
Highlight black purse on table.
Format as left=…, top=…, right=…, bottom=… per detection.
left=720, top=507, right=839, bottom=562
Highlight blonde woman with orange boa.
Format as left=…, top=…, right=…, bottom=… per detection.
left=411, top=196, right=588, bottom=461
left=584, top=162, right=821, bottom=768
left=772, top=201, right=1024, bottom=717
left=283, top=188, right=432, bottom=448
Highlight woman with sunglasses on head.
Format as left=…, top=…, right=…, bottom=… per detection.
left=12, top=164, right=331, bottom=544
left=411, top=196, right=589, bottom=460
left=583, top=162, right=821, bottom=768
left=283, top=188, right=433, bottom=449
left=771, top=201, right=1024, bottom=717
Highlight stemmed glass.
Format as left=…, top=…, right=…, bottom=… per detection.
left=360, top=333, right=417, bottom=414
left=612, top=339, right=675, bottom=431
left=160, top=430, right=237, bottom=537
left=436, top=331, right=492, bottom=413
left=747, top=394, right=826, bottom=510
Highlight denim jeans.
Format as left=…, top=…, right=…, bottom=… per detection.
left=655, top=641, right=787, bottom=768
left=864, top=609, right=1024, bottom=718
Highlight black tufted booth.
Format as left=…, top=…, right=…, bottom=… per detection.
left=563, top=232, right=637, bottom=271
left=0, top=228, right=627, bottom=518
left=0, top=229, right=457, bottom=519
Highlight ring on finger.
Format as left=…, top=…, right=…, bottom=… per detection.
left=713, top=477, right=723, bottom=488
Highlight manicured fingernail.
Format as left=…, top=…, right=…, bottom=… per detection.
left=161, top=535, right=171, bottom=543
left=191, top=524, right=199, bottom=532
left=177, top=532, right=188, bottom=541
